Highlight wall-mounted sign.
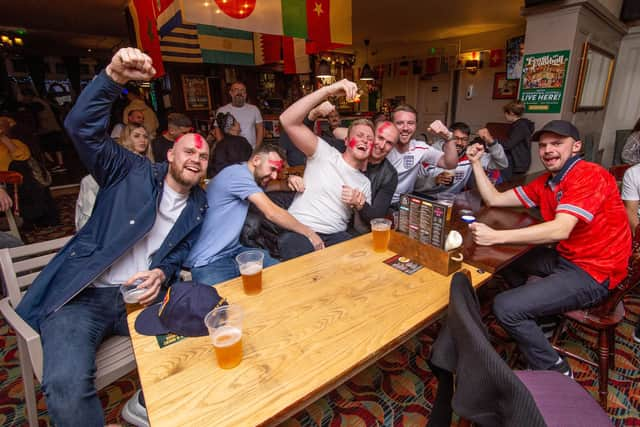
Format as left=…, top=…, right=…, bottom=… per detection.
left=519, top=50, right=570, bottom=114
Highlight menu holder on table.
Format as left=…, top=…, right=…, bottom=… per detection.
left=388, top=230, right=463, bottom=276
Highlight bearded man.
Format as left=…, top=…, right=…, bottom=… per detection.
left=16, top=48, right=210, bottom=427
left=185, top=142, right=324, bottom=285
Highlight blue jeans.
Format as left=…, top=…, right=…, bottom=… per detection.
left=190, top=246, right=279, bottom=286
left=494, top=247, right=609, bottom=369
left=40, top=287, right=129, bottom=427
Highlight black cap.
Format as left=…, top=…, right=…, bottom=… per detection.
left=135, top=281, right=227, bottom=337
left=531, top=120, right=580, bottom=142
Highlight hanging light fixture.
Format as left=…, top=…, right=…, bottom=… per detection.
left=360, top=39, right=374, bottom=81
left=316, top=59, right=332, bottom=79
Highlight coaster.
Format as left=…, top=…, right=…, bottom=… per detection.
left=156, top=333, right=186, bottom=348
left=383, top=254, right=424, bottom=275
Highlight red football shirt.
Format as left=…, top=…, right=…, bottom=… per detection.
left=513, top=158, right=631, bottom=289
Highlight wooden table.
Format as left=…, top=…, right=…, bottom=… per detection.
left=452, top=191, right=539, bottom=273
left=128, top=234, right=491, bottom=427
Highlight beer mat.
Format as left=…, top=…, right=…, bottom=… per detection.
left=156, top=332, right=186, bottom=348
left=383, top=255, right=423, bottom=275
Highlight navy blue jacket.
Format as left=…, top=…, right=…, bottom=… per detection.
left=16, top=71, right=208, bottom=332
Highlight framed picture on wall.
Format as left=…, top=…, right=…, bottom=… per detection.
left=182, top=75, right=211, bottom=111
left=492, top=72, right=519, bottom=99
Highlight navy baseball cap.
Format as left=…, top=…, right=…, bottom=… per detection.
left=135, top=281, right=227, bottom=337
left=531, top=120, right=580, bottom=142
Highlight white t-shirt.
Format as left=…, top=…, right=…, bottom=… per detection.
left=288, top=138, right=371, bottom=234
left=215, top=103, right=263, bottom=148
left=95, top=184, right=188, bottom=286
left=621, top=163, right=640, bottom=219
left=387, top=139, right=444, bottom=203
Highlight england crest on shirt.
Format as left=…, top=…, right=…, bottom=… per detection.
left=404, top=156, right=415, bottom=169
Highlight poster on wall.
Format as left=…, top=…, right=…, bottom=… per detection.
left=519, top=50, right=570, bottom=114
left=182, top=75, right=211, bottom=111
left=506, top=35, right=525, bottom=80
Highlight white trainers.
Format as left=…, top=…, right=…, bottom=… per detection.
left=121, top=390, right=150, bottom=427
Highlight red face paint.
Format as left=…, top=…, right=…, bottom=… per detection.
left=193, top=134, right=204, bottom=149
left=268, top=159, right=284, bottom=172
left=377, top=122, right=391, bottom=134
left=348, top=137, right=358, bottom=149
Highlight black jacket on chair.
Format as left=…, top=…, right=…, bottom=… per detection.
left=428, top=272, right=546, bottom=427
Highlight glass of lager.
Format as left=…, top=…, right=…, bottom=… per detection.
left=204, top=305, right=244, bottom=369
left=235, top=250, right=264, bottom=295
left=370, top=218, right=392, bottom=252
left=120, top=279, right=146, bottom=314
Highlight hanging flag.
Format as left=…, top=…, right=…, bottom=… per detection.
left=306, top=0, right=352, bottom=46
left=425, top=56, right=440, bottom=74
left=160, top=22, right=203, bottom=63
left=198, top=24, right=255, bottom=66
left=157, top=0, right=183, bottom=36
left=398, top=61, right=409, bottom=76
left=254, top=33, right=283, bottom=65
left=283, top=36, right=310, bottom=74
left=282, top=0, right=307, bottom=39
left=489, top=49, right=505, bottom=67
left=182, top=0, right=284, bottom=36
left=129, top=0, right=165, bottom=77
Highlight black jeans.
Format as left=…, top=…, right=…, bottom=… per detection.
left=278, top=230, right=353, bottom=261
left=494, top=246, right=609, bottom=369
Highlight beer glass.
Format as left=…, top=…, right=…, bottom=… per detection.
left=235, top=250, right=264, bottom=295
left=370, top=218, right=392, bottom=252
left=204, top=305, right=244, bottom=369
left=120, top=279, right=145, bottom=314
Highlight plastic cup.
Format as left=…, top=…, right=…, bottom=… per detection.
left=120, top=279, right=146, bottom=314
left=371, top=218, right=392, bottom=252
left=204, top=305, right=244, bottom=369
left=235, top=250, right=264, bottom=295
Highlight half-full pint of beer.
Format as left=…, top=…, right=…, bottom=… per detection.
left=240, top=262, right=262, bottom=295
left=370, top=218, right=392, bottom=252
left=122, top=287, right=146, bottom=314
left=212, top=326, right=243, bottom=369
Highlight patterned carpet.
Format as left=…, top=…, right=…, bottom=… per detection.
left=0, top=193, right=639, bottom=426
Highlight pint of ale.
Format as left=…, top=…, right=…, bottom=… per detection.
left=236, top=250, right=265, bottom=295
left=239, top=263, right=262, bottom=295
left=212, top=326, right=243, bottom=369
left=120, top=281, right=146, bottom=314
left=370, top=218, right=392, bottom=252
left=205, top=305, right=244, bottom=369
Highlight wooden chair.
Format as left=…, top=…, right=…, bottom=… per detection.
left=551, top=223, right=640, bottom=409
left=0, top=236, right=136, bottom=426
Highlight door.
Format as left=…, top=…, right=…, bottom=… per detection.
left=416, top=73, right=452, bottom=135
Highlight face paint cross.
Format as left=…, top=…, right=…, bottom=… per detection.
left=268, top=159, right=284, bottom=173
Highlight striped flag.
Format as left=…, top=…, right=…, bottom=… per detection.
left=283, top=36, right=310, bottom=74
left=306, top=0, right=351, bottom=46
left=160, top=23, right=203, bottom=63
left=198, top=25, right=254, bottom=66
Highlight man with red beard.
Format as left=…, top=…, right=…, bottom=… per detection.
left=467, top=120, right=631, bottom=377
left=278, top=80, right=373, bottom=260
left=185, top=143, right=324, bottom=285
left=16, top=48, right=211, bottom=427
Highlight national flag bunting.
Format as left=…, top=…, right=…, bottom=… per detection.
left=254, top=33, right=283, bottom=65
left=283, top=36, right=310, bottom=74
left=129, top=0, right=165, bottom=77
